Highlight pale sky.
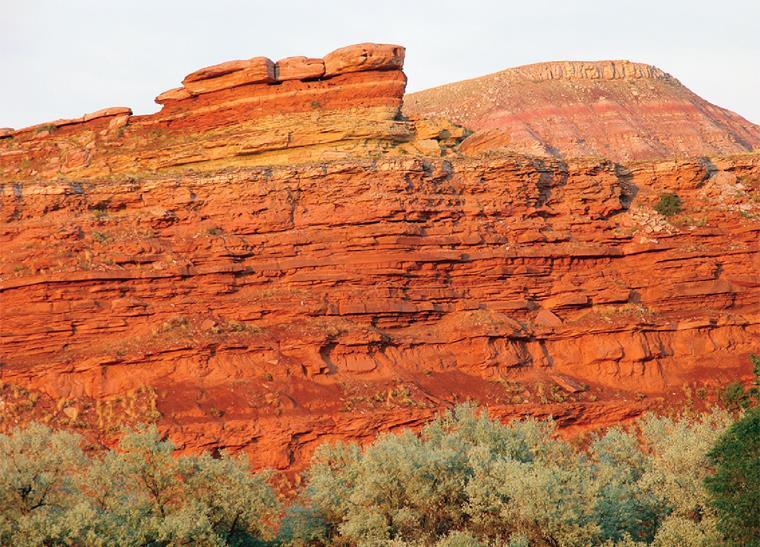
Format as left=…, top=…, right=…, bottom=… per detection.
left=2, top=0, right=758, bottom=129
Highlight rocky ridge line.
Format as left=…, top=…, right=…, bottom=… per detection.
left=507, top=60, right=671, bottom=82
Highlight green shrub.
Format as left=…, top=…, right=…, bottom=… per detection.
left=91, top=230, right=109, bottom=243
left=705, top=407, right=760, bottom=546
left=654, top=193, right=683, bottom=217
left=720, top=381, right=750, bottom=411
left=750, top=354, right=760, bottom=402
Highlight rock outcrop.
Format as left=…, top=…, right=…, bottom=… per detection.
left=404, top=60, right=760, bottom=162
left=0, top=46, right=758, bottom=472
left=0, top=43, right=463, bottom=180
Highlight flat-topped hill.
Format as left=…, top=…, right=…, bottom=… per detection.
left=404, top=60, right=760, bottom=161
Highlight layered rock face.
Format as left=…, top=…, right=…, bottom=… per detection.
left=404, top=60, right=760, bottom=162
left=0, top=43, right=451, bottom=179
left=0, top=46, right=758, bottom=471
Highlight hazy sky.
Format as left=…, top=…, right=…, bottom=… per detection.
left=2, top=0, right=758, bottom=129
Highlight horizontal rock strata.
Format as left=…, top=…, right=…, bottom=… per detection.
left=0, top=43, right=434, bottom=178
left=1, top=151, right=758, bottom=469
left=0, top=46, right=758, bottom=472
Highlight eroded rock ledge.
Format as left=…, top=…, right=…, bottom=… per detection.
left=0, top=43, right=462, bottom=180
left=0, top=44, right=758, bottom=472
left=511, top=60, right=671, bottom=82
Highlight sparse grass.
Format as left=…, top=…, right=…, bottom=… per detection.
left=35, top=124, right=56, bottom=135
left=593, top=302, right=651, bottom=322
left=208, top=406, right=224, bottom=418
left=342, top=382, right=429, bottom=412
left=91, top=230, right=109, bottom=243
left=156, top=316, right=190, bottom=334
left=209, top=320, right=262, bottom=335
left=549, top=383, right=567, bottom=403
left=676, top=215, right=707, bottom=227
left=96, top=385, right=161, bottom=433
left=498, top=378, right=527, bottom=404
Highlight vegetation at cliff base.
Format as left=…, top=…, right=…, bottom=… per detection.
left=0, top=424, right=279, bottom=546
left=297, top=406, right=734, bottom=546
left=704, top=356, right=760, bottom=546
left=0, top=400, right=758, bottom=546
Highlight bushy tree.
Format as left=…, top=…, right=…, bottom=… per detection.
left=0, top=423, right=91, bottom=546
left=301, top=405, right=737, bottom=547
left=307, top=429, right=472, bottom=544
left=81, top=425, right=280, bottom=545
left=705, top=406, right=760, bottom=546
left=0, top=424, right=279, bottom=546
left=466, top=449, right=601, bottom=546
left=637, top=411, right=734, bottom=546
left=305, top=407, right=594, bottom=545
left=588, top=427, right=659, bottom=543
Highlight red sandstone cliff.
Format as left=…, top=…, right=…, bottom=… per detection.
left=404, top=60, right=760, bottom=162
left=0, top=45, right=758, bottom=471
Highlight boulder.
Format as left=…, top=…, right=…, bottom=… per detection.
left=323, top=43, right=405, bottom=77
left=183, top=59, right=252, bottom=83
left=183, top=57, right=275, bottom=94
left=155, top=86, right=192, bottom=104
left=83, top=107, right=132, bottom=122
left=535, top=309, right=564, bottom=327
left=275, top=56, right=325, bottom=81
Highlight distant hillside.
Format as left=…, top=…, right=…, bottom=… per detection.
left=404, top=60, right=760, bottom=161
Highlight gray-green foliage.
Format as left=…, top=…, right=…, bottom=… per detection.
left=0, top=406, right=741, bottom=546
left=276, top=505, right=330, bottom=546
left=636, top=410, right=732, bottom=545
left=81, top=426, right=280, bottom=545
left=0, top=423, right=89, bottom=546
left=301, top=405, right=735, bottom=546
left=0, top=424, right=279, bottom=546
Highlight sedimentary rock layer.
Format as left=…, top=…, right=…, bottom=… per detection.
left=0, top=46, right=758, bottom=472
left=404, top=60, right=760, bottom=162
left=0, top=43, right=454, bottom=180
left=1, top=151, right=758, bottom=469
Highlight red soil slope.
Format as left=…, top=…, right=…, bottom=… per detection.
left=404, top=61, right=760, bottom=162
left=0, top=45, right=758, bottom=471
